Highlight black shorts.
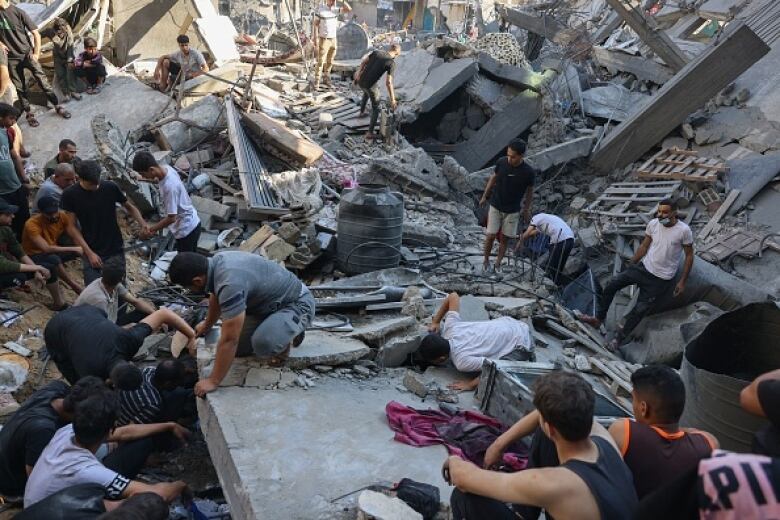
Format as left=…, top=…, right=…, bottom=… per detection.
left=115, top=322, right=153, bottom=359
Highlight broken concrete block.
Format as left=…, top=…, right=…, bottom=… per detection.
left=581, top=85, right=650, bottom=121
left=277, top=222, right=302, bottom=244
left=358, top=490, right=423, bottom=520
left=197, top=232, right=219, bottom=252
left=244, top=367, right=284, bottom=387
left=526, top=136, right=594, bottom=172
left=260, top=236, right=295, bottom=263
left=375, top=333, right=425, bottom=367
left=459, top=295, right=490, bottom=321
left=574, top=354, right=591, bottom=372
left=318, top=112, right=334, bottom=130
left=416, top=59, right=479, bottom=114
left=402, top=369, right=434, bottom=398
left=286, top=330, right=370, bottom=369
left=578, top=227, right=599, bottom=249
left=192, top=196, right=233, bottom=222
left=348, top=316, right=418, bottom=348
left=436, top=111, right=465, bottom=144
left=570, top=196, right=588, bottom=211
left=159, top=95, right=226, bottom=153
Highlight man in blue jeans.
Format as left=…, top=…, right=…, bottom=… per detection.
left=168, top=251, right=315, bottom=397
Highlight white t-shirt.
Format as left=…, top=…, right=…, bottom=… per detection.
left=441, top=311, right=532, bottom=372
left=159, top=166, right=200, bottom=239
left=317, top=3, right=340, bottom=38
left=641, top=218, right=693, bottom=280
left=74, top=278, right=129, bottom=323
left=169, top=48, right=207, bottom=77
left=530, top=213, right=574, bottom=244
left=24, top=424, right=130, bottom=507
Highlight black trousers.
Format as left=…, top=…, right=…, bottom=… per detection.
left=82, top=252, right=126, bottom=285
left=596, top=263, right=675, bottom=338
left=0, top=185, right=29, bottom=242
left=102, top=433, right=177, bottom=480
left=8, top=55, right=59, bottom=113
left=75, top=64, right=107, bottom=87
left=360, top=84, right=380, bottom=134
left=175, top=222, right=201, bottom=253
left=29, top=253, right=62, bottom=282
left=545, top=237, right=574, bottom=285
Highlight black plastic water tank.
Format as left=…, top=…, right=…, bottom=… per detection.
left=337, top=184, right=403, bottom=274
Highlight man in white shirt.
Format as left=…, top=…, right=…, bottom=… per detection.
left=417, top=292, right=533, bottom=391
left=132, top=151, right=201, bottom=252
left=312, top=0, right=351, bottom=91
left=579, top=198, right=694, bottom=345
left=518, top=213, right=575, bottom=285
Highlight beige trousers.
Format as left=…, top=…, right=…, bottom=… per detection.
left=315, top=37, right=337, bottom=82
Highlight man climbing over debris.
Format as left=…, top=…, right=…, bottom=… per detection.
left=168, top=251, right=316, bottom=397
left=417, top=292, right=533, bottom=391
left=312, top=0, right=351, bottom=91
left=578, top=198, right=694, bottom=348
left=517, top=212, right=575, bottom=285
left=131, top=151, right=201, bottom=253
left=153, top=34, right=209, bottom=92
left=443, top=370, right=638, bottom=519
left=480, top=139, right=536, bottom=274
left=354, top=43, right=400, bottom=140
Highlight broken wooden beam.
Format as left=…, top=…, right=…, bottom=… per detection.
left=604, top=0, right=688, bottom=71
left=241, top=110, right=324, bottom=166
left=590, top=22, right=769, bottom=172
left=592, top=11, right=623, bottom=44
left=591, top=46, right=674, bottom=84
left=451, top=91, right=542, bottom=172
left=699, top=189, right=740, bottom=239
left=500, top=6, right=566, bottom=42
left=476, top=52, right=545, bottom=92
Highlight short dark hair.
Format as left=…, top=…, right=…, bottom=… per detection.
left=176, top=34, right=190, bottom=44
left=169, top=252, right=209, bottom=287
left=72, top=393, right=118, bottom=446
left=131, top=151, right=158, bottom=174
left=109, top=361, right=143, bottom=391
left=76, top=160, right=102, bottom=184
left=508, top=139, right=527, bottom=155
left=84, top=37, right=97, bottom=48
left=631, top=365, right=686, bottom=423
left=658, top=198, right=678, bottom=211
left=417, top=334, right=450, bottom=362
left=533, top=371, right=595, bottom=442
left=101, top=256, right=125, bottom=287
left=153, top=359, right=183, bottom=387
left=59, top=139, right=76, bottom=150
left=97, top=492, right=168, bottom=520
left=62, top=376, right=108, bottom=414
left=0, top=103, right=20, bottom=119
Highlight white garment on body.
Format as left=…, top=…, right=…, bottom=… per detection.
left=530, top=213, right=574, bottom=243
left=158, top=165, right=200, bottom=239
left=641, top=218, right=693, bottom=280
left=441, top=311, right=532, bottom=372
left=317, top=3, right=340, bottom=38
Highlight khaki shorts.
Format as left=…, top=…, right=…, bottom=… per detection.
left=486, top=206, right=520, bottom=237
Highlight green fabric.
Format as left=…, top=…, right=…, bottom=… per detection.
left=0, top=129, right=19, bottom=195
left=0, top=225, right=22, bottom=273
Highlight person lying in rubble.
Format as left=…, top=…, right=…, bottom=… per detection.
left=153, top=34, right=209, bottom=92
left=74, top=256, right=156, bottom=324
left=354, top=43, right=400, bottom=140
left=131, top=151, right=201, bottom=253
left=168, top=251, right=316, bottom=397
left=578, top=198, right=694, bottom=349
left=417, top=292, right=533, bottom=391
left=117, top=358, right=195, bottom=427
left=73, top=37, right=107, bottom=95
left=23, top=385, right=189, bottom=510
left=21, top=195, right=85, bottom=297
left=740, top=368, right=780, bottom=457
left=443, top=370, right=638, bottom=520
left=44, top=303, right=196, bottom=386
left=516, top=212, right=574, bottom=285
left=480, top=139, right=536, bottom=274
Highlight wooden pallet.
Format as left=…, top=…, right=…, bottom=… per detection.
left=583, top=180, right=682, bottom=218
left=699, top=229, right=780, bottom=262
left=636, top=147, right=727, bottom=182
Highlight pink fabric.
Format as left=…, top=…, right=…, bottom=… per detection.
left=699, top=451, right=780, bottom=520
left=386, top=401, right=528, bottom=471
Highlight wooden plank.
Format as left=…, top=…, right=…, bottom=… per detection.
left=591, top=23, right=770, bottom=172
left=545, top=320, right=620, bottom=360
left=242, top=111, right=324, bottom=166
left=699, top=189, right=740, bottom=239
left=207, top=173, right=240, bottom=196
left=590, top=357, right=633, bottom=395
left=240, top=224, right=274, bottom=252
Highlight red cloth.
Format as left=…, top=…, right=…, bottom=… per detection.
left=386, top=401, right=528, bottom=471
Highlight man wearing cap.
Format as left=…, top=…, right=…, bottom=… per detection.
left=167, top=251, right=315, bottom=397
left=0, top=198, right=65, bottom=308
left=22, top=196, right=86, bottom=296
left=33, top=163, right=75, bottom=213
left=312, top=0, right=351, bottom=91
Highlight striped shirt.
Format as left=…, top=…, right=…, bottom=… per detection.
left=118, top=367, right=162, bottom=425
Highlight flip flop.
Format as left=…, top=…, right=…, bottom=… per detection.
left=25, top=112, right=39, bottom=128
left=55, top=106, right=71, bottom=119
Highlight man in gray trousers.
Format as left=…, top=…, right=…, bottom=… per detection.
left=169, top=251, right=315, bottom=397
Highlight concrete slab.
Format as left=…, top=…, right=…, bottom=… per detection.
left=159, top=95, right=226, bottom=152
left=381, top=49, right=440, bottom=103
left=526, top=136, right=595, bottom=172
left=459, top=295, right=489, bottom=321
left=416, top=59, right=479, bottom=113
left=198, top=376, right=452, bottom=520
left=348, top=316, right=418, bottom=347
left=287, top=329, right=370, bottom=368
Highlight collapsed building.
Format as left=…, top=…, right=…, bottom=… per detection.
left=0, top=0, right=779, bottom=517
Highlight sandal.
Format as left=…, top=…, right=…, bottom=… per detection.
left=55, top=106, right=71, bottom=119
left=71, top=92, right=82, bottom=101
left=25, top=112, right=39, bottom=127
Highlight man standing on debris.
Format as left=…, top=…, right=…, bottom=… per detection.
left=312, top=0, right=352, bottom=91
left=131, top=151, right=201, bottom=253
left=417, top=292, right=533, bottom=391
left=43, top=139, right=80, bottom=179
left=153, top=35, right=209, bottom=92
left=168, top=251, right=316, bottom=397
left=517, top=212, right=574, bottom=285
left=354, top=43, right=400, bottom=140
left=579, top=198, right=694, bottom=347
left=480, top=139, right=536, bottom=273
left=0, top=0, right=71, bottom=126
left=61, top=160, right=149, bottom=284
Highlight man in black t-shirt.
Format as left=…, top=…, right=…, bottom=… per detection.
left=479, top=139, right=536, bottom=272
left=740, top=368, right=780, bottom=456
left=60, top=160, right=148, bottom=284
left=354, top=43, right=400, bottom=139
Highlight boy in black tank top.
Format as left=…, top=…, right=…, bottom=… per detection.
left=445, top=371, right=637, bottom=520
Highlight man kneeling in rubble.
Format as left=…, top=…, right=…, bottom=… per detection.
left=416, top=292, right=533, bottom=391
left=168, top=251, right=316, bottom=397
